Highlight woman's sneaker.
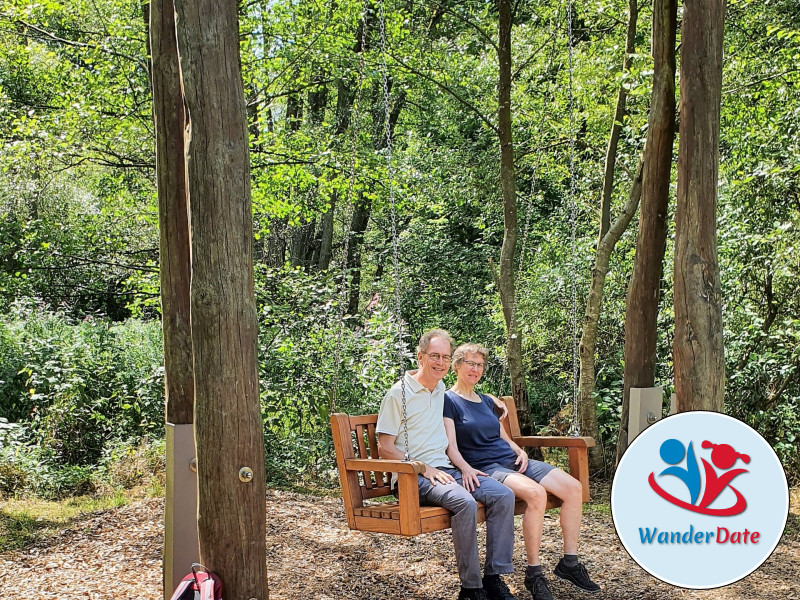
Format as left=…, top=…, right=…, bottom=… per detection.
left=553, top=558, right=600, bottom=593
left=523, top=573, right=554, bottom=600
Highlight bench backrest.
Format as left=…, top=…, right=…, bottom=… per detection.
left=330, top=396, right=521, bottom=507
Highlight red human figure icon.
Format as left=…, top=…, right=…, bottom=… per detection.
left=698, top=441, right=750, bottom=512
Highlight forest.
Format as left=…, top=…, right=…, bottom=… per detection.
left=0, top=0, right=798, bottom=505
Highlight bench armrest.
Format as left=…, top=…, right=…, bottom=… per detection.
left=343, top=458, right=426, bottom=475
left=512, top=436, right=595, bottom=449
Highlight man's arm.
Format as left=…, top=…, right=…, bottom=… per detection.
left=443, top=417, right=485, bottom=492
left=378, top=432, right=456, bottom=485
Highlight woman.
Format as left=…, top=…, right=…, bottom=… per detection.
left=442, top=343, right=600, bottom=600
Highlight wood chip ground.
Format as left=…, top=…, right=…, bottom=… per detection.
left=2, top=489, right=798, bottom=599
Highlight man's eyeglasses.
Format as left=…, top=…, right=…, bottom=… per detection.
left=464, top=360, right=485, bottom=370
left=423, top=352, right=452, bottom=363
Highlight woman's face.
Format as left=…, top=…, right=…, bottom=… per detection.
left=454, top=351, right=486, bottom=387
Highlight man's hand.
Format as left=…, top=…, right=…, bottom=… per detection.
left=423, top=465, right=457, bottom=486
left=459, top=465, right=487, bottom=492
left=491, top=395, right=509, bottom=420
left=515, top=450, right=529, bottom=473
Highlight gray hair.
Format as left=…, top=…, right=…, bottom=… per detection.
left=452, top=343, right=489, bottom=371
left=417, top=329, right=454, bottom=354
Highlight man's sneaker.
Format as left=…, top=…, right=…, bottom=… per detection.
left=457, top=587, right=490, bottom=600
left=553, top=558, right=601, bottom=593
left=523, top=574, right=554, bottom=600
left=482, top=574, right=519, bottom=600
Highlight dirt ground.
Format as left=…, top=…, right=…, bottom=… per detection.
left=2, top=488, right=799, bottom=600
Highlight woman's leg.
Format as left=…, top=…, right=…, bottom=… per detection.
left=499, top=473, right=547, bottom=565
left=538, top=468, right=583, bottom=554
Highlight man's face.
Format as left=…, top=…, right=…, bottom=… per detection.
left=417, top=335, right=452, bottom=383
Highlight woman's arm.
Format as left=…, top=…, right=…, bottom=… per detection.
left=443, top=417, right=486, bottom=491
left=497, top=420, right=529, bottom=473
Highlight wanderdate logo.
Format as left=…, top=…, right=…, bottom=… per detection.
left=612, top=412, right=788, bottom=589
left=648, top=438, right=750, bottom=516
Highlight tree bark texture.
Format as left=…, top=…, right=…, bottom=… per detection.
left=579, top=160, right=643, bottom=473
left=617, top=0, right=677, bottom=462
left=173, top=1, right=268, bottom=598
left=150, top=0, right=193, bottom=425
left=597, top=0, right=638, bottom=245
left=673, top=0, right=726, bottom=412
left=497, top=0, right=531, bottom=434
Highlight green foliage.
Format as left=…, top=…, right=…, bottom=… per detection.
left=257, top=265, right=408, bottom=484
left=0, top=302, right=163, bottom=470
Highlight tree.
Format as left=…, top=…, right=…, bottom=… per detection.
left=616, top=0, right=678, bottom=461
left=577, top=0, right=641, bottom=473
left=173, top=1, right=268, bottom=599
left=673, top=0, right=726, bottom=412
left=148, top=0, right=199, bottom=594
left=495, top=0, right=531, bottom=433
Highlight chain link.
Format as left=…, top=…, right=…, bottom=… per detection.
left=567, top=0, right=579, bottom=437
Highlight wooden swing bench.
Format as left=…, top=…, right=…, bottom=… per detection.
left=331, top=395, right=594, bottom=536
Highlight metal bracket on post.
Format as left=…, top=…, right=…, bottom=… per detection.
left=164, top=423, right=200, bottom=599
left=629, top=386, right=664, bottom=442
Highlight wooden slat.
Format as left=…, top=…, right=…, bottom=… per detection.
left=330, top=413, right=364, bottom=530
left=513, top=435, right=595, bottom=448
left=366, top=423, right=389, bottom=486
left=499, top=395, right=521, bottom=438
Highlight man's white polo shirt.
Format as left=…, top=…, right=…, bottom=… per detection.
left=376, top=370, right=453, bottom=475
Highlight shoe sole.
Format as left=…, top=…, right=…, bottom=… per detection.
left=553, top=570, right=601, bottom=594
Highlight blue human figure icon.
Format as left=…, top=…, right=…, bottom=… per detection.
left=658, top=438, right=701, bottom=505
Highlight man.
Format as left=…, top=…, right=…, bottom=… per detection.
left=377, top=329, right=518, bottom=600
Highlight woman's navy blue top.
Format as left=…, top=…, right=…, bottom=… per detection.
left=443, top=390, right=517, bottom=470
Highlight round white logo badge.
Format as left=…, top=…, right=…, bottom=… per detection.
left=611, top=411, right=789, bottom=589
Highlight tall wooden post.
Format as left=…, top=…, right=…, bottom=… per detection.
left=174, top=1, right=269, bottom=598
left=149, top=0, right=199, bottom=596
left=673, top=0, right=726, bottom=412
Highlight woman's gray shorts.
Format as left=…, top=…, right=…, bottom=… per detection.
left=482, top=459, right=556, bottom=484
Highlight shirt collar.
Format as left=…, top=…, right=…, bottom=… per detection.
left=404, top=370, right=443, bottom=394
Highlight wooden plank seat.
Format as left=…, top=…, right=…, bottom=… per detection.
left=331, top=395, right=595, bottom=536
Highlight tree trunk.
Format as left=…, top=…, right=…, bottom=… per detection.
left=317, top=191, right=336, bottom=271
left=173, top=1, right=268, bottom=599
left=579, top=160, right=643, bottom=473
left=673, top=0, right=726, bottom=412
left=577, top=0, right=639, bottom=474
left=345, top=193, right=371, bottom=315
left=496, top=0, right=531, bottom=434
left=345, top=86, right=405, bottom=316
left=149, top=1, right=199, bottom=596
left=597, top=0, right=638, bottom=245
left=617, top=0, right=678, bottom=462
left=149, top=0, right=193, bottom=426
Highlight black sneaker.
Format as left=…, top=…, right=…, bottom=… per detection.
left=523, top=573, right=554, bottom=600
left=482, top=574, right=518, bottom=600
left=553, top=558, right=601, bottom=593
left=457, top=587, right=490, bottom=600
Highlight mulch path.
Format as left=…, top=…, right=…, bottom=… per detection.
left=2, top=489, right=799, bottom=599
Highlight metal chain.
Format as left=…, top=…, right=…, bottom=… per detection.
left=377, top=0, right=409, bottom=460
left=331, top=8, right=369, bottom=412
left=567, top=0, right=580, bottom=437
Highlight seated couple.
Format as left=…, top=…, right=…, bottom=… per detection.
left=376, top=329, right=599, bottom=600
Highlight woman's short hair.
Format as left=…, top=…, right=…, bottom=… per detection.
left=452, top=343, right=488, bottom=371
left=417, top=328, right=455, bottom=354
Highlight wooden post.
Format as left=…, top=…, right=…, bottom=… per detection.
left=174, top=0, right=268, bottom=597
left=628, top=386, right=663, bottom=442
left=163, top=424, right=200, bottom=597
